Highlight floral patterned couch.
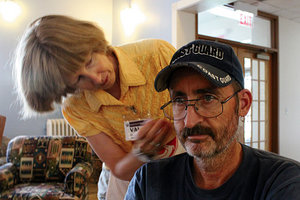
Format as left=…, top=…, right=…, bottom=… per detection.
left=0, top=135, right=97, bottom=200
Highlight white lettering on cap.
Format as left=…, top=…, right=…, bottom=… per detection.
left=172, top=44, right=224, bottom=64
left=197, top=65, right=231, bottom=85
left=220, top=75, right=231, bottom=84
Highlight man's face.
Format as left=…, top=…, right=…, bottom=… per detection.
left=169, top=69, right=240, bottom=159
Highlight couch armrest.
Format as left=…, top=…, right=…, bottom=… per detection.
left=0, top=163, right=17, bottom=193
left=64, top=162, right=93, bottom=197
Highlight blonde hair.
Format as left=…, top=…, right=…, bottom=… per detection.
left=13, top=15, right=112, bottom=118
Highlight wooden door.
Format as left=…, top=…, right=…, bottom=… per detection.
left=234, top=47, right=272, bottom=151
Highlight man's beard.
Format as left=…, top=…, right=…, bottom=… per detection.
left=178, top=114, right=240, bottom=159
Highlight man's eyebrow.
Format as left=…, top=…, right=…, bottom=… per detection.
left=195, top=88, right=219, bottom=95
left=171, top=91, right=186, bottom=97
left=171, top=87, right=220, bottom=98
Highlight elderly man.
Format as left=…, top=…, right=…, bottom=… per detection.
left=125, top=40, right=300, bottom=200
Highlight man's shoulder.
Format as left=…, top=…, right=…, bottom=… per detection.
left=244, top=144, right=300, bottom=166
left=243, top=144, right=300, bottom=180
left=243, top=145, right=300, bottom=198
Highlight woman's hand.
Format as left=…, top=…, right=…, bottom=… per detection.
left=132, top=119, right=173, bottom=161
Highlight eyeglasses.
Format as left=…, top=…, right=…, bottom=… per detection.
left=161, top=90, right=241, bottom=121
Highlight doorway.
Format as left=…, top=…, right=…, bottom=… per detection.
left=235, top=47, right=272, bottom=151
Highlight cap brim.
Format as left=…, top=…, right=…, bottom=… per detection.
left=154, top=62, right=232, bottom=92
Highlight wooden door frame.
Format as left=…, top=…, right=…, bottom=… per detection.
left=0, top=115, right=6, bottom=145
left=195, top=11, right=279, bottom=153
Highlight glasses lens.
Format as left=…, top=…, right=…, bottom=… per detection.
left=194, top=98, right=222, bottom=117
left=163, top=102, right=186, bottom=120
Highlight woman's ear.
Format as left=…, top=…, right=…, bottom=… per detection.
left=238, top=89, right=252, bottom=117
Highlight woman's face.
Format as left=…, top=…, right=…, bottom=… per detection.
left=66, top=52, right=118, bottom=91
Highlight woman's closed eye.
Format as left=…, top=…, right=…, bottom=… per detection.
left=69, top=75, right=83, bottom=89
left=76, top=75, right=84, bottom=84
left=86, top=53, right=95, bottom=68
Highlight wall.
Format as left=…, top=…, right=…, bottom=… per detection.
left=278, top=17, right=300, bottom=161
left=112, top=0, right=178, bottom=46
left=0, top=0, right=112, bottom=139
left=171, top=0, right=234, bottom=48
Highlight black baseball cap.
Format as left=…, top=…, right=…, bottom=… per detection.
left=154, top=39, right=244, bottom=92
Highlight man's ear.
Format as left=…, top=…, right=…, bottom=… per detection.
left=238, top=89, right=252, bottom=117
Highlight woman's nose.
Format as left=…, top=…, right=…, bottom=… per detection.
left=89, top=73, right=103, bottom=85
left=83, top=69, right=103, bottom=85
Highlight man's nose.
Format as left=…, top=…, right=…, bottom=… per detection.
left=184, top=105, right=204, bottom=128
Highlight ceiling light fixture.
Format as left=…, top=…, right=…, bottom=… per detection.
left=120, top=0, right=145, bottom=36
left=0, top=0, right=21, bottom=22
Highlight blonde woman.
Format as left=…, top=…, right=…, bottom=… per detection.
left=14, top=15, right=183, bottom=200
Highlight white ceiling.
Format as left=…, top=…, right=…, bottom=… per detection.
left=239, top=0, right=300, bottom=23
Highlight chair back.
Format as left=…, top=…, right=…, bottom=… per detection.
left=0, top=115, right=6, bottom=145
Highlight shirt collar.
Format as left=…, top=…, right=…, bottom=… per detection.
left=84, top=46, right=146, bottom=112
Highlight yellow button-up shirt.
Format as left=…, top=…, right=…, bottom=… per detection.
left=62, top=39, right=176, bottom=153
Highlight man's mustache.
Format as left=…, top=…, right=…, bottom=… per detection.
left=182, top=125, right=215, bottom=140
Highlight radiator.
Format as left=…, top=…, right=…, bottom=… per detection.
left=46, top=119, right=78, bottom=136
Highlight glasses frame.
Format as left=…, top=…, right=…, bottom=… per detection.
left=161, top=89, right=242, bottom=121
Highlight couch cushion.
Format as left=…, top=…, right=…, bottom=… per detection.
left=0, top=182, right=79, bottom=200
left=6, top=136, right=92, bottom=183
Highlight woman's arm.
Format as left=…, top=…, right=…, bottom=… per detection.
left=86, top=118, right=172, bottom=181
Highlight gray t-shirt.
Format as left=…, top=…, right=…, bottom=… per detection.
left=125, top=144, right=300, bottom=200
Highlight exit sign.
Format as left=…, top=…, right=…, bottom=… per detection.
left=239, top=12, right=253, bottom=27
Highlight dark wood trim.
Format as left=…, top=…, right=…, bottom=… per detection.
left=269, top=52, right=279, bottom=153
left=0, top=115, right=6, bottom=145
left=258, top=11, right=279, bottom=153
left=195, top=13, right=198, bottom=41
left=258, top=10, right=278, bottom=20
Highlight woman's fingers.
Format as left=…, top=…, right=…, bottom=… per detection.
left=135, top=119, right=172, bottom=154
